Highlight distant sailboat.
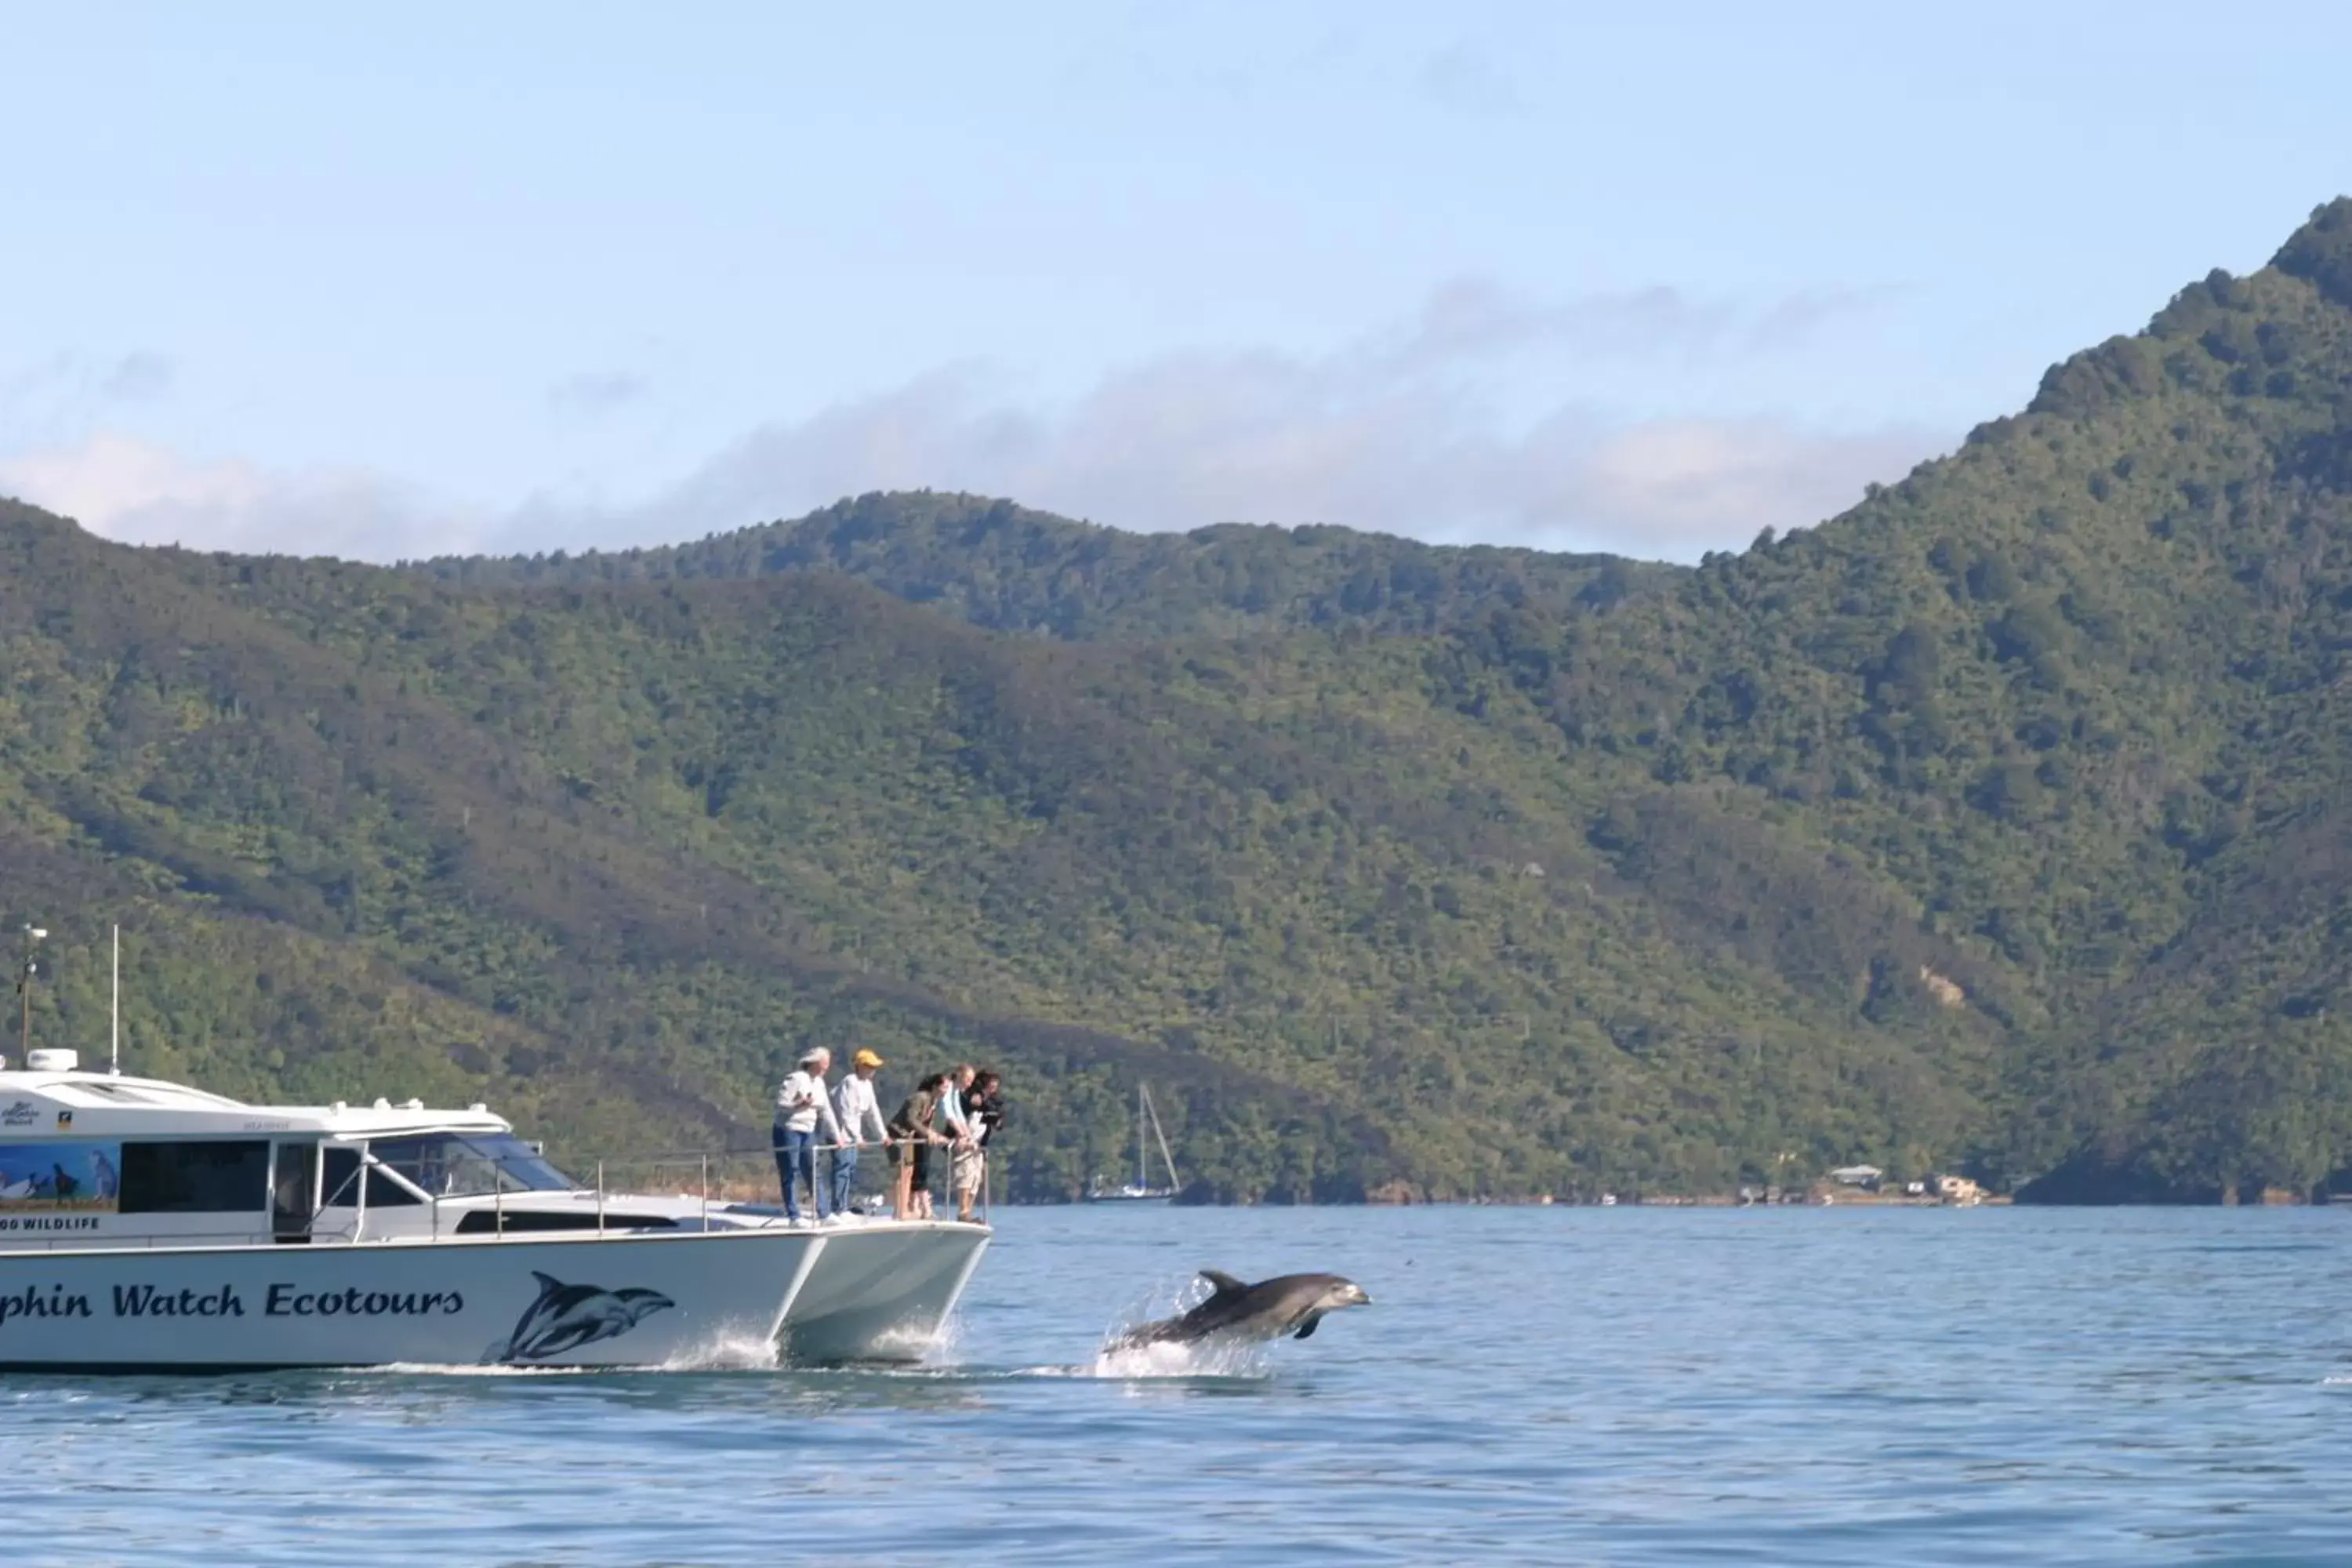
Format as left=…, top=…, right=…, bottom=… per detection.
left=1086, top=1085, right=1180, bottom=1202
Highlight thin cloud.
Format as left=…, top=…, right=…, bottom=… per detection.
left=0, top=431, right=477, bottom=559
left=1421, top=38, right=1518, bottom=117
left=1512, top=415, right=1940, bottom=554
left=1747, top=285, right=1912, bottom=352
left=1, top=349, right=178, bottom=446
left=0, top=281, right=1940, bottom=564
left=530, top=281, right=1941, bottom=559
left=1370, top=280, right=1842, bottom=377
left=549, top=370, right=650, bottom=416
left=100, top=351, right=175, bottom=404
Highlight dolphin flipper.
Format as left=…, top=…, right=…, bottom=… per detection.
left=1199, top=1269, right=1247, bottom=1298
left=1294, top=1316, right=1319, bottom=1339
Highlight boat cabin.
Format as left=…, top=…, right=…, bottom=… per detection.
left=0, top=1050, right=713, bottom=1251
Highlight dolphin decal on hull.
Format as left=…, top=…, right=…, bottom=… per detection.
left=489, top=1271, right=676, bottom=1363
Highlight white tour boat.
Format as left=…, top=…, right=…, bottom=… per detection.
left=0, top=1049, right=988, bottom=1370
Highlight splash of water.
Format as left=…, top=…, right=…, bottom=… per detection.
left=1078, top=1272, right=1273, bottom=1378
left=875, top=1309, right=961, bottom=1367
left=1101, top=1270, right=1211, bottom=1344
left=1085, top=1338, right=1271, bottom=1380
left=659, top=1330, right=784, bottom=1373
left=368, top=1361, right=593, bottom=1377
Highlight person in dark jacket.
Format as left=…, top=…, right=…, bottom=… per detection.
left=955, top=1070, right=1006, bottom=1221
left=887, top=1072, right=952, bottom=1220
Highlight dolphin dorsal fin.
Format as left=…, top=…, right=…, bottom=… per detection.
left=1199, top=1269, right=1247, bottom=1298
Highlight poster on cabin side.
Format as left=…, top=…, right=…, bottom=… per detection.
left=0, top=1141, right=122, bottom=1212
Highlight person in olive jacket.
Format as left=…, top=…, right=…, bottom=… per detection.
left=887, top=1071, right=952, bottom=1219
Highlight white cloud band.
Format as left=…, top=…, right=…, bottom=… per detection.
left=1, top=281, right=1942, bottom=564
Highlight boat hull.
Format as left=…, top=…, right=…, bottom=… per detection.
left=782, top=1220, right=990, bottom=1363
left=0, top=1222, right=987, bottom=1370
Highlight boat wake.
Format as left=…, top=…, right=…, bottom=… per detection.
left=369, top=1361, right=596, bottom=1377
left=362, top=1328, right=783, bottom=1376
left=659, top=1331, right=784, bottom=1372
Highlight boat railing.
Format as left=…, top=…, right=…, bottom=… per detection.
left=417, top=1135, right=990, bottom=1238
left=582, top=1135, right=993, bottom=1225
left=2, top=1219, right=372, bottom=1251
left=0, top=1136, right=990, bottom=1250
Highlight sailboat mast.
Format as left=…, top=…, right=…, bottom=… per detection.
left=1136, top=1084, right=1146, bottom=1188
left=1147, top=1089, right=1180, bottom=1193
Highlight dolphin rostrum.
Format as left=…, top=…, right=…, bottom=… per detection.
left=1109, top=1270, right=1370, bottom=1351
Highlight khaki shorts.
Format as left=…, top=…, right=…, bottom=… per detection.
left=952, top=1146, right=985, bottom=1195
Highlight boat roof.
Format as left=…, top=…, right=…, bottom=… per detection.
left=0, top=1069, right=511, bottom=1139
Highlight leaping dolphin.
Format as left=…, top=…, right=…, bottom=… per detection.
left=489, top=1271, right=676, bottom=1362
left=1109, top=1270, right=1370, bottom=1351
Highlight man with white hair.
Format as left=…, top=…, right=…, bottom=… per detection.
left=773, top=1046, right=848, bottom=1223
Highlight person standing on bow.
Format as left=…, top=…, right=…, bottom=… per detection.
left=887, top=1072, right=953, bottom=1220
left=829, top=1047, right=891, bottom=1218
left=956, top=1069, right=1005, bottom=1222
left=936, top=1064, right=978, bottom=1219
left=774, top=1046, right=848, bottom=1223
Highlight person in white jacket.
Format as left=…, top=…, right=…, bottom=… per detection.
left=829, top=1048, right=891, bottom=1218
left=773, top=1047, right=848, bottom=1222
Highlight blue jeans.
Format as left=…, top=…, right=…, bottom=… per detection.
left=830, top=1144, right=858, bottom=1217
left=774, top=1125, right=818, bottom=1220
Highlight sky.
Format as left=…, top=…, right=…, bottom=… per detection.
left=3, top=1, right=2350, bottom=565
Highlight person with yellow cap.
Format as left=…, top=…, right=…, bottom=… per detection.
left=829, top=1047, right=891, bottom=1219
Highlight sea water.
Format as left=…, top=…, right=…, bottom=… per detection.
left=9, top=1204, right=2352, bottom=1564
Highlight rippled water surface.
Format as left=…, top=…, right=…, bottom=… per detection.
left=13, top=1205, right=2352, bottom=1563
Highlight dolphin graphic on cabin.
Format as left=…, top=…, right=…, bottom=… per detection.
left=489, top=1271, right=676, bottom=1362
left=1109, top=1270, right=1370, bottom=1352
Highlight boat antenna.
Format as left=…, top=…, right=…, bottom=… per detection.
left=111, top=924, right=122, bottom=1076
left=16, top=923, right=45, bottom=1062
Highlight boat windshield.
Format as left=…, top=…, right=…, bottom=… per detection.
left=368, top=1134, right=578, bottom=1197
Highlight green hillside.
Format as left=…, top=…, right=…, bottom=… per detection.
left=418, top=490, right=1672, bottom=638
left=1436, top=197, right=2352, bottom=1200
left=9, top=200, right=2352, bottom=1202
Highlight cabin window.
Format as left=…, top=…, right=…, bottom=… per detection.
left=367, top=1134, right=576, bottom=1196
left=118, top=1141, right=270, bottom=1214
left=318, top=1147, right=425, bottom=1208
left=366, top=1163, right=423, bottom=1206
left=453, top=1210, right=673, bottom=1234
left=321, top=1146, right=360, bottom=1207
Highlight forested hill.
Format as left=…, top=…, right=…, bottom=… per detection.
left=9, top=200, right=2352, bottom=1203
left=1425, top=195, right=2352, bottom=1202
left=416, top=491, right=1672, bottom=639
